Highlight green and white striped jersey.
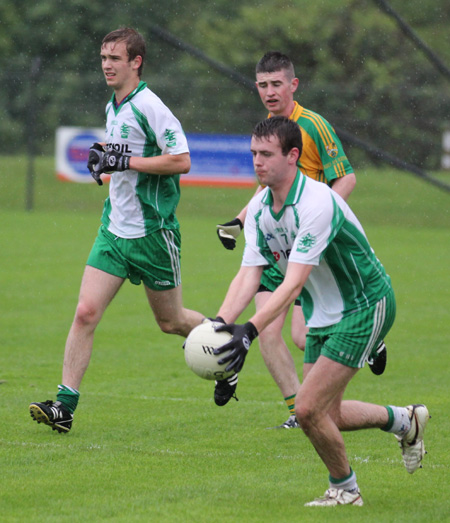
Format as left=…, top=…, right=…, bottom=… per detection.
left=242, top=170, right=392, bottom=327
left=101, top=81, right=189, bottom=238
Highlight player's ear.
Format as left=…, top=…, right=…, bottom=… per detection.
left=132, top=55, right=143, bottom=72
left=291, top=77, right=299, bottom=93
left=288, top=147, right=300, bottom=163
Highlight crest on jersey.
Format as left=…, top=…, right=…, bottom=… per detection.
left=120, top=123, right=130, bottom=139
left=296, top=233, right=316, bottom=253
left=326, top=142, right=338, bottom=158
left=164, top=129, right=177, bottom=147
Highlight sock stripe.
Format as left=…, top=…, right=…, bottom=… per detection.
left=58, top=384, right=80, bottom=396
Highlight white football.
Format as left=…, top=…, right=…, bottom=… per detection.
left=184, top=321, right=234, bottom=380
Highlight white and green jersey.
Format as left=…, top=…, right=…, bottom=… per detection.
left=242, top=170, right=392, bottom=328
left=101, top=81, right=189, bottom=238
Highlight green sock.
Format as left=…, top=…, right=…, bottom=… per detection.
left=56, top=384, right=80, bottom=414
left=284, top=394, right=296, bottom=415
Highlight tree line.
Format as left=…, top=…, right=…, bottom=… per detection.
left=1, top=0, right=449, bottom=169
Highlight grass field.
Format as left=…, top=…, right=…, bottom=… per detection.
left=1, top=157, right=449, bottom=521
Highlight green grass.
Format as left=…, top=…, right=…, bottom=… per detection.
left=0, top=157, right=449, bottom=521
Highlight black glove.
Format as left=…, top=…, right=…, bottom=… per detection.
left=207, top=316, right=225, bottom=324
left=101, top=149, right=131, bottom=174
left=216, top=218, right=243, bottom=250
left=87, top=143, right=105, bottom=186
left=213, top=321, right=258, bottom=373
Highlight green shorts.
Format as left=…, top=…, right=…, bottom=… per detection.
left=260, top=266, right=302, bottom=306
left=304, top=289, right=396, bottom=368
left=260, top=265, right=283, bottom=291
left=86, top=225, right=181, bottom=290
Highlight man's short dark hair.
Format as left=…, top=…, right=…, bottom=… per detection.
left=102, top=27, right=146, bottom=77
left=256, top=51, right=295, bottom=80
left=252, top=116, right=302, bottom=158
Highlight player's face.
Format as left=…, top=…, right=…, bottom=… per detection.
left=100, top=41, right=141, bottom=97
left=256, top=70, right=299, bottom=117
left=251, top=135, right=297, bottom=188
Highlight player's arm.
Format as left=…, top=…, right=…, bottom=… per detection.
left=100, top=150, right=190, bottom=176
left=330, top=172, right=356, bottom=201
left=217, top=185, right=264, bottom=250
left=129, top=152, right=191, bottom=175
left=214, top=262, right=313, bottom=372
left=248, top=262, right=313, bottom=334
left=216, top=265, right=264, bottom=323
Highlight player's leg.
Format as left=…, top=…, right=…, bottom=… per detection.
left=302, top=297, right=396, bottom=438
left=140, top=228, right=204, bottom=337
left=30, top=265, right=125, bottom=433
left=255, top=290, right=301, bottom=427
left=62, top=265, right=125, bottom=388
left=298, top=357, right=366, bottom=507
left=302, top=291, right=428, bottom=506
left=145, top=284, right=204, bottom=337
left=296, top=356, right=359, bottom=478
left=256, top=291, right=301, bottom=396
left=290, top=302, right=307, bottom=351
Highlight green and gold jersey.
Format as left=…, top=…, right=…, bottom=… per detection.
left=287, top=101, right=353, bottom=184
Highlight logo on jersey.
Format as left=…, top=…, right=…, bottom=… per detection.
left=296, top=233, right=316, bottom=253
left=120, top=123, right=130, bottom=139
left=164, top=129, right=177, bottom=147
left=326, top=142, right=338, bottom=158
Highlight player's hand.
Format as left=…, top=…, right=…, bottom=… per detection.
left=101, top=149, right=131, bottom=174
left=213, top=322, right=258, bottom=373
left=216, top=218, right=243, bottom=250
left=206, top=316, right=225, bottom=324
left=87, top=143, right=105, bottom=186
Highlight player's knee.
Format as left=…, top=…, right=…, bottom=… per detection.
left=295, top=403, right=315, bottom=433
left=74, top=301, right=101, bottom=327
left=294, top=395, right=321, bottom=433
left=156, top=316, right=183, bottom=335
left=291, top=325, right=307, bottom=351
left=292, top=332, right=306, bottom=351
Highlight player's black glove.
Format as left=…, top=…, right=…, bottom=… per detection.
left=100, top=149, right=131, bottom=174
left=213, top=321, right=258, bottom=373
left=87, top=143, right=105, bottom=186
left=207, top=316, right=225, bottom=324
left=216, top=218, right=243, bottom=250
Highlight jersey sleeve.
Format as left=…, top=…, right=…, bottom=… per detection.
left=138, top=96, right=189, bottom=156
left=301, top=111, right=353, bottom=183
left=241, top=194, right=270, bottom=267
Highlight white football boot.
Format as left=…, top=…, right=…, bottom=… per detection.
left=396, top=404, right=430, bottom=473
left=305, top=488, right=363, bottom=507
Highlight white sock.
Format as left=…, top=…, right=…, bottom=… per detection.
left=329, top=469, right=358, bottom=492
left=386, top=405, right=411, bottom=436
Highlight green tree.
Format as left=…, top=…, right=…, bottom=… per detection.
left=0, top=0, right=448, bottom=168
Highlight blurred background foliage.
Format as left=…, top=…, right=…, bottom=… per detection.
left=0, top=0, right=449, bottom=169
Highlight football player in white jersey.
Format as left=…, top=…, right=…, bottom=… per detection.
left=214, top=52, right=386, bottom=427
left=213, top=116, right=429, bottom=507
left=29, top=28, right=204, bottom=433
